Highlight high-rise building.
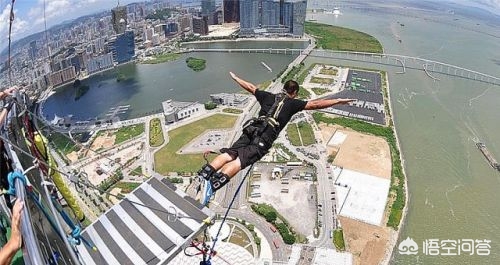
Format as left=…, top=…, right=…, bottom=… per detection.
left=240, top=0, right=260, bottom=34
left=202, top=0, right=216, bottom=24
left=29, top=41, right=37, bottom=60
left=201, top=0, right=216, bottom=16
left=111, top=6, right=128, bottom=34
left=240, top=0, right=307, bottom=36
left=261, top=0, right=280, bottom=28
left=193, top=16, right=209, bottom=35
left=223, top=0, right=240, bottom=23
left=290, top=0, right=307, bottom=36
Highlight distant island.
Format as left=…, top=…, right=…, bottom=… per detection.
left=186, top=57, right=206, bottom=71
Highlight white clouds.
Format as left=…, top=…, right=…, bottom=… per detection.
left=0, top=4, right=29, bottom=40
left=28, top=0, right=72, bottom=26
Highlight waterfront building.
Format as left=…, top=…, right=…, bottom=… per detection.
left=166, top=22, right=179, bottom=36
left=193, top=16, right=209, bottom=35
left=223, top=0, right=240, bottom=23
left=210, top=93, right=250, bottom=108
left=86, top=53, right=114, bottom=74
left=202, top=0, right=216, bottom=24
left=240, top=0, right=307, bottom=37
left=178, top=14, right=193, bottom=32
left=162, top=99, right=205, bottom=124
left=240, top=0, right=260, bottom=35
left=47, top=66, right=76, bottom=87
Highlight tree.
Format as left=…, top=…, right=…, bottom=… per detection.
left=204, top=101, right=217, bottom=110
left=265, top=211, right=277, bottom=223
left=283, top=234, right=296, bottom=245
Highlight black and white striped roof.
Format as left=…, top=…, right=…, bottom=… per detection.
left=76, top=176, right=213, bottom=265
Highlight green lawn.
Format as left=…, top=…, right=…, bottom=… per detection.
left=297, top=86, right=311, bottom=100
left=130, top=166, right=143, bottom=176
left=286, top=124, right=301, bottom=146
left=113, top=181, right=141, bottom=193
left=333, top=229, right=346, bottom=251
left=114, top=124, right=145, bottom=145
left=149, top=118, right=165, bottom=147
left=319, top=68, right=338, bottom=76
left=305, top=22, right=383, bottom=53
left=47, top=132, right=80, bottom=154
left=142, top=53, right=181, bottom=64
left=222, top=108, right=243, bottom=114
left=310, top=76, right=333, bottom=84
left=297, top=121, right=315, bottom=146
left=312, top=87, right=330, bottom=95
left=154, top=114, right=237, bottom=174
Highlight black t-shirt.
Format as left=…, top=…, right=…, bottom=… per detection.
left=254, top=89, right=307, bottom=137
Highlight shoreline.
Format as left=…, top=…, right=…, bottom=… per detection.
left=380, top=73, right=409, bottom=265
left=181, top=37, right=308, bottom=46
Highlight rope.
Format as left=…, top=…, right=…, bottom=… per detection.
left=205, top=164, right=253, bottom=264
left=6, top=0, right=16, bottom=86
left=0, top=133, right=206, bottom=223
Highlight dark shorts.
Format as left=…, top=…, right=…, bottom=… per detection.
left=220, top=134, right=270, bottom=169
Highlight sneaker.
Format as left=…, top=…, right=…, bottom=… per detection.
left=196, top=176, right=214, bottom=206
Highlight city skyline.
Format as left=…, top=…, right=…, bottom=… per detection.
left=1, top=0, right=500, bottom=50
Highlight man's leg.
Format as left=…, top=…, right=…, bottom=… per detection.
left=198, top=153, right=234, bottom=180
left=209, top=158, right=242, bottom=191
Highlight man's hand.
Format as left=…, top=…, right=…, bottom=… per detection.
left=3, top=86, right=18, bottom=96
left=229, top=72, right=237, bottom=80
left=337, top=98, right=356, bottom=105
left=11, top=200, right=24, bottom=249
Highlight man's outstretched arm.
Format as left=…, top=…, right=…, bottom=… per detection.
left=304, top=98, right=356, bottom=110
left=229, top=72, right=257, bottom=95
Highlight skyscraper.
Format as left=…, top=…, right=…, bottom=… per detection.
left=240, top=0, right=307, bottom=36
left=290, top=0, right=307, bottom=36
left=202, top=0, right=216, bottom=15
left=193, top=16, right=209, bottom=35
left=240, top=0, right=260, bottom=34
left=111, top=6, right=128, bottom=34
left=223, top=0, right=240, bottom=23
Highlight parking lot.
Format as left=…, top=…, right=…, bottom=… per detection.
left=322, top=69, right=386, bottom=125
left=248, top=163, right=317, bottom=237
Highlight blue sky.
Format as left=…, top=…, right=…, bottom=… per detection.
left=1, top=0, right=499, bottom=44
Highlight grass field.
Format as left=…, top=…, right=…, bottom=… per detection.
left=305, top=22, right=383, bottom=53
left=297, top=86, right=311, bottom=99
left=312, top=87, right=330, bottom=95
left=142, top=53, right=181, bottom=64
left=286, top=124, right=301, bottom=146
left=222, top=108, right=243, bottom=114
left=113, top=181, right=141, bottom=193
left=154, top=114, right=237, bottom=174
left=310, top=77, right=333, bottom=84
left=297, top=122, right=315, bottom=145
left=114, top=124, right=145, bottom=145
left=149, top=118, right=164, bottom=147
left=319, top=68, right=338, bottom=76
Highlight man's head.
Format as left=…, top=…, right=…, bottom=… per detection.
left=283, top=80, right=299, bottom=98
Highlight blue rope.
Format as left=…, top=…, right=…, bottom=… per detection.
left=205, top=165, right=253, bottom=263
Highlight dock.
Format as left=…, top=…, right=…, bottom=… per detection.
left=475, top=141, right=500, bottom=171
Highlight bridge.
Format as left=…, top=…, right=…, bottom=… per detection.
left=188, top=48, right=500, bottom=86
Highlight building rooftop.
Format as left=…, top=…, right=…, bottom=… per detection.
left=75, top=175, right=214, bottom=264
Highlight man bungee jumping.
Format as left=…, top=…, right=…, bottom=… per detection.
left=197, top=72, right=355, bottom=204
